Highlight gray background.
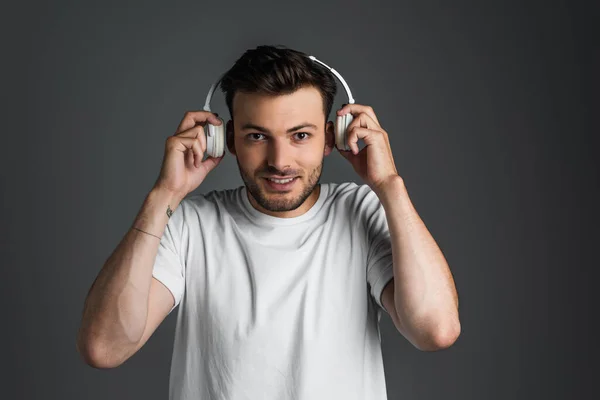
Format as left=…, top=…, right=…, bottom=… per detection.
left=1, top=0, right=597, bottom=399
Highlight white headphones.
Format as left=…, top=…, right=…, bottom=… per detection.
left=201, top=54, right=356, bottom=158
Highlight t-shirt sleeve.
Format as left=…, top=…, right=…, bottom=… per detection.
left=362, top=187, right=395, bottom=312
left=151, top=201, right=186, bottom=315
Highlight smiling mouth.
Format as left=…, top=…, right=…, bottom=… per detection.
left=264, top=177, right=297, bottom=184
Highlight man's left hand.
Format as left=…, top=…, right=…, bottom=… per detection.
left=336, top=104, right=399, bottom=192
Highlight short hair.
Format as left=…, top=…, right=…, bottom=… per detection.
left=219, top=45, right=337, bottom=122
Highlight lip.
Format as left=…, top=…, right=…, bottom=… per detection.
left=263, top=176, right=299, bottom=191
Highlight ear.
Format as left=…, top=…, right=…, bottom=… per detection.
left=323, top=120, right=335, bottom=156
left=226, top=120, right=236, bottom=156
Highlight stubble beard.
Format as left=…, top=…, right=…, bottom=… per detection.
left=237, top=159, right=323, bottom=212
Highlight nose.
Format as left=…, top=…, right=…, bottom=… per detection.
left=267, top=139, right=293, bottom=173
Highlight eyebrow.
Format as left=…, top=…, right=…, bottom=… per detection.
left=240, top=123, right=318, bottom=134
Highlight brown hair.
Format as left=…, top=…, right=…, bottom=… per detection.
left=219, top=45, right=337, bottom=122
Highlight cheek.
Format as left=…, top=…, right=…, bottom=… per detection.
left=302, top=146, right=325, bottom=167
left=236, top=148, right=263, bottom=172
left=289, top=145, right=323, bottom=171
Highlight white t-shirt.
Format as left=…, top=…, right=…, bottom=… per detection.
left=152, top=181, right=395, bottom=400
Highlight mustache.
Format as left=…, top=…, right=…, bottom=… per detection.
left=260, top=166, right=300, bottom=177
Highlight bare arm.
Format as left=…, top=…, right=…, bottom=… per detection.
left=76, top=188, right=183, bottom=368
left=376, top=177, right=460, bottom=351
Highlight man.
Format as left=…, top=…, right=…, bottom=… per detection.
left=77, top=45, right=460, bottom=399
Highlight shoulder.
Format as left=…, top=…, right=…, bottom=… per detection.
left=324, top=181, right=380, bottom=210
left=323, top=182, right=385, bottom=235
left=176, top=186, right=244, bottom=220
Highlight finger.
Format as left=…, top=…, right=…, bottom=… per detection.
left=186, top=144, right=195, bottom=169
left=345, top=113, right=383, bottom=154
left=346, top=126, right=381, bottom=155
left=337, top=104, right=380, bottom=127
left=169, top=136, right=205, bottom=168
left=176, top=110, right=222, bottom=134
left=346, top=111, right=379, bottom=132
left=338, top=146, right=355, bottom=160
left=337, top=145, right=360, bottom=170
left=176, top=125, right=207, bottom=155
left=200, top=151, right=225, bottom=172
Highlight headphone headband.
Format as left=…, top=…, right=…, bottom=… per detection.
left=202, top=54, right=355, bottom=112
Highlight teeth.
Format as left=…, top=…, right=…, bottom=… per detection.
left=269, top=177, right=294, bottom=184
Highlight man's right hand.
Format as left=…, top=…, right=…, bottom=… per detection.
left=153, top=111, right=225, bottom=199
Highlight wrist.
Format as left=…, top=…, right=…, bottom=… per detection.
left=373, top=174, right=405, bottom=196
left=373, top=175, right=407, bottom=206
left=132, top=189, right=182, bottom=238
left=149, top=187, right=184, bottom=211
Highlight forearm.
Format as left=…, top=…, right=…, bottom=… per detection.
left=375, top=177, right=460, bottom=344
left=77, top=189, right=182, bottom=364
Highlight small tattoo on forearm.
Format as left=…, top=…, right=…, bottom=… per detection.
left=167, top=205, right=173, bottom=218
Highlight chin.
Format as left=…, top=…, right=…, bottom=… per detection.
left=256, top=178, right=309, bottom=212
left=237, top=159, right=323, bottom=213
left=243, top=175, right=321, bottom=213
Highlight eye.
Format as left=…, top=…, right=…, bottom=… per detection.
left=294, top=132, right=311, bottom=141
left=247, top=133, right=265, bottom=141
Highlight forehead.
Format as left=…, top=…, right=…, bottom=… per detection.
left=232, top=86, right=324, bottom=128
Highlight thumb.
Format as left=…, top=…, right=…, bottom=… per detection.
left=200, top=152, right=225, bottom=172
left=338, top=147, right=360, bottom=170
left=338, top=148, right=355, bottom=161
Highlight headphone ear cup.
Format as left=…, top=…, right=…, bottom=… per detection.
left=205, top=117, right=225, bottom=158
left=335, top=113, right=353, bottom=151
